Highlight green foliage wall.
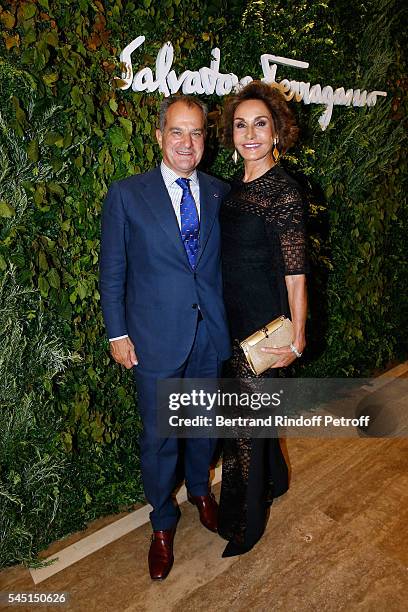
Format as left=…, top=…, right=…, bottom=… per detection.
left=0, top=0, right=406, bottom=566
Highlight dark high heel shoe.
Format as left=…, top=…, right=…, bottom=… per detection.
left=222, top=539, right=252, bottom=558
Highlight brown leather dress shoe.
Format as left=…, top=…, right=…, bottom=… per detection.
left=187, top=492, right=218, bottom=532
left=148, top=527, right=176, bottom=580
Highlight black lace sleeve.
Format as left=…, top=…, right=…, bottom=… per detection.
left=263, top=177, right=309, bottom=275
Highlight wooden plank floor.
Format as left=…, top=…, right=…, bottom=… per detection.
left=1, top=436, right=406, bottom=611
left=1, top=373, right=407, bottom=611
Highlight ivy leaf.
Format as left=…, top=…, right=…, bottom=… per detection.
left=0, top=201, right=16, bottom=217
left=21, top=48, right=35, bottom=65
left=84, top=489, right=92, bottom=505
left=109, top=98, right=118, bottom=112
left=62, top=431, right=72, bottom=452
left=2, top=33, right=20, bottom=51
left=48, top=183, right=65, bottom=196
left=38, top=251, right=48, bottom=271
left=77, top=280, right=88, bottom=300
left=27, top=139, right=39, bottom=162
left=134, top=136, right=143, bottom=157
left=70, top=85, right=82, bottom=106
left=21, top=4, right=37, bottom=20
left=38, top=274, right=50, bottom=297
left=47, top=268, right=61, bottom=289
left=23, top=28, right=37, bottom=46
left=0, top=11, right=16, bottom=29
left=44, top=31, right=59, bottom=47
left=34, top=184, right=46, bottom=205
left=119, top=117, right=132, bottom=139
left=107, top=126, right=128, bottom=150
left=11, top=96, right=27, bottom=128
left=112, top=79, right=127, bottom=89
left=43, top=73, right=59, bottom=86
left=145, top=146, right=154, bottom=163
left=45, top=131, right=63, bottom=146
left=103, top=105, right=114, bottom=125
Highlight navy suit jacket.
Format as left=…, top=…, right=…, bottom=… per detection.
left=99, top=166, right=231, bottom=372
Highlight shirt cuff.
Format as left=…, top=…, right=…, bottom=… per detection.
left=109, top=335, right=129, bottom=341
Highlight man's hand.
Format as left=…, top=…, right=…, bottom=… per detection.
left=110, top=337, right=138, bottom=369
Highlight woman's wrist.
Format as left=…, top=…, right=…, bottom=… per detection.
left=292, top=336, right=306, bottom=354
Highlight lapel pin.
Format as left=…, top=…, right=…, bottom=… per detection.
left=214, top=193, right=219, bottom=198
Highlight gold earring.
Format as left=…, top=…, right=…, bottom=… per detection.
left=232, top=149, right=239, bottom=164
left=272, top=138, right=280, bottom=163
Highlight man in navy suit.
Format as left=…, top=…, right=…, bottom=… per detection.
left=99, top=96, right=230, bottom=579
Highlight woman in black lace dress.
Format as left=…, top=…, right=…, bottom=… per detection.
left=218, top=81, right=308, bottom=557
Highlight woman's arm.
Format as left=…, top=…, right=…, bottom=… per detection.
left=261, top=272, right=307, bottom=368
left=285, top=273, right=307, bottom=355
left=261, top=181, right=309, bottom=368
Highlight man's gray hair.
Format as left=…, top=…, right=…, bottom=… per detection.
left=158, top=95, right=208, bottom=132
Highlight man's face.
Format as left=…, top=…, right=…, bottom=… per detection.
left=156, top=101, right=205, bottom=177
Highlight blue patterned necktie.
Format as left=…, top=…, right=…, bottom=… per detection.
left=176, top=177, right=200, bottom=269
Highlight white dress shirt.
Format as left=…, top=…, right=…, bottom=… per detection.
left=160, top=161, right=200, bottom=225
left=109, top=162, right=200, bottom=342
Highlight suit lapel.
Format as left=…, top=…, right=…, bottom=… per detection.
left=196, top=172, right=220, bottom=267
left=140, top=167, right=189, bottom=266
left=138, top=167, right=221, bottom=270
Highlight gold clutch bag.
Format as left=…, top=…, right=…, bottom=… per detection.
left=240, top=316, right=294, bottom=375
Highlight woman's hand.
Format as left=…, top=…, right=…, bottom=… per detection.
left=260, top=343, right=303, bottom=368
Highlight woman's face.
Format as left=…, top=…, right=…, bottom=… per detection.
left=232, top=99, right=276, bottom=163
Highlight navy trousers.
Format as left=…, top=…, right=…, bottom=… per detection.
left=133, top=317, right=222, bottom=531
